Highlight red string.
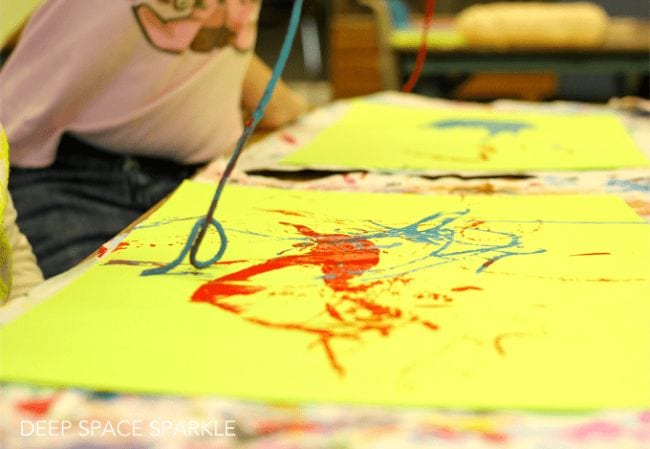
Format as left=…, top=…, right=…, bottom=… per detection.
left=402, top=0, right=436, bottom=93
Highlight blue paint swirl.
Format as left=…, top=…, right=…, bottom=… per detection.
left=428, top=119, right=533, bottom=137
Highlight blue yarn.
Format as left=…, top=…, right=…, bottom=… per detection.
left=388, top=0, right=411, bottom=29
left=143, top=0, right=304, bottom=276
left=142, top=218, right=227, bottom=276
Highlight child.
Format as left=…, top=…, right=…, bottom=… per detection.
left=1, top=124, right=43, bottom=303
left=0, top=0, right=307, bottom=278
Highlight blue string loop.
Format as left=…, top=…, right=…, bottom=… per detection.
left=142, top=218, right=227, bottom=276
left=142, top=0, right=304, bottom=276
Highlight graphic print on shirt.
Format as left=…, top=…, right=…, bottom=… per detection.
left=132, top=0, right=258, bottom=54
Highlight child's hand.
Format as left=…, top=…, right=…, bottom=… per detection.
left=242, top=55, right=309, bottom=130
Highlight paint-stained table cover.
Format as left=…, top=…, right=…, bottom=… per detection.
left=1, top=181, right=649, bottom=410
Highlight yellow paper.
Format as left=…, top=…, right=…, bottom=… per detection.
left=0, top=1, right=43, bottom=46
left=390, top=28, right=466, bottom=50
left=281, top=101, right=649, bottom=171
left=1, top=181, right=650, bottom=410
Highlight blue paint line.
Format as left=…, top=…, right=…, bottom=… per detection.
left=428, top=119, right=533, bottom=137
left=341, top=210, right=546, bottom=280
left=606, top=178, right=650, bottom=193
left=481, top=220, right=649, bottom=225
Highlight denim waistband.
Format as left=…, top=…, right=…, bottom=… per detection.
left=54, top=133, right=203, bottom=176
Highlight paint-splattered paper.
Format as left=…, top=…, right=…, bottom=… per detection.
left=1, top=181, right=649, bottom=410
left=280, top=101, right=649, bottom=172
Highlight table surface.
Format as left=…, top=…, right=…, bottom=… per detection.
left=2, top=93, right=650, bottom=449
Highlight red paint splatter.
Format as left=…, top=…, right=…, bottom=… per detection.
left=568, top=421, right=623, bottom=441
left=256, top=421, right=319, bottom=435
left=326, top=303, right=344, bottom=321
left=460, top=220, right=488, bottom=240
left=421, top=321, right=439, bottom=331
left=481, top=259, right=495, bottom=270
left=216, top=259, right=249, bottom=265
left=321, top=336, right=345, bottom=376
left=570, top=252, right=611, bottom=256
left=260, top=209, right=307, bottom=217
left=113, top=242, right=130, bottom=252
left=493, top=332, right=529, bottom=356
left=191, top=223, right=452, bottom=374
left=482, top=432, right=508, bottom=443
left=16, top=396, right=57, bottom=417
left=433, top=426, right=458, bottom=440
left=451, top=286, right=483, bottom=292
left=281, top=133, right=297, bottom=145
left=96, top=246, right=108, bottom=258
left=342, top=174, right=357, bottom=186
left=479, top=146, right=495, bottom=161
left=193, top=223, right=380, bottom=303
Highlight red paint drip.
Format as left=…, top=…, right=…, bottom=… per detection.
left=481, top=259, right=495, bottom=269
left=281, top=133, right=297, bottom=145
left=342, top=174, right=356, bottom=186
left=261, top=209, right=306, bottom=217
left=193, top=283, right=265, bottom=304
left=433, top=426, right=458, bottom=440
left=482, top=432, right=508, bottom=443
left=326, top=303, right=344, bottom=321
left=494, top=332, right=528, bottom=356
left=113, top=241, right=130, bottom=252
left=16, top=396, right=57, bottom=417
left=451, top=286, right=483, bottom=292
left=321, top=336, right=345, bottom=377
left=422, top=321, right=439, bottom=331
left=257, top=421, right=318, bottom=435
left=570, top=252, right=611, bottom=256
left=216, top=259, right=249, bottom=265
left=568, top=421, right=623, bottom=441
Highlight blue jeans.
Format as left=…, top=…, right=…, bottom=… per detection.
left=9, top=134, right=200, bottom=278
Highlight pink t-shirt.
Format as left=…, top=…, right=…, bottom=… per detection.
left=0, top=0, right=259, bottom=168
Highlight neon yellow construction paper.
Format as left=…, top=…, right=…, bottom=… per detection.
left=0, top=0, right=43, bottom=46
left=1, top=181, right=650, bottom=410
left=281, top=101, right=649, bottom=171
left=390, top=28, right=466, bottom=50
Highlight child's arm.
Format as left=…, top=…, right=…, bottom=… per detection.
left=3, top=195, right=43, bottom=300
left=242, top=54, right=308, bottom=130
